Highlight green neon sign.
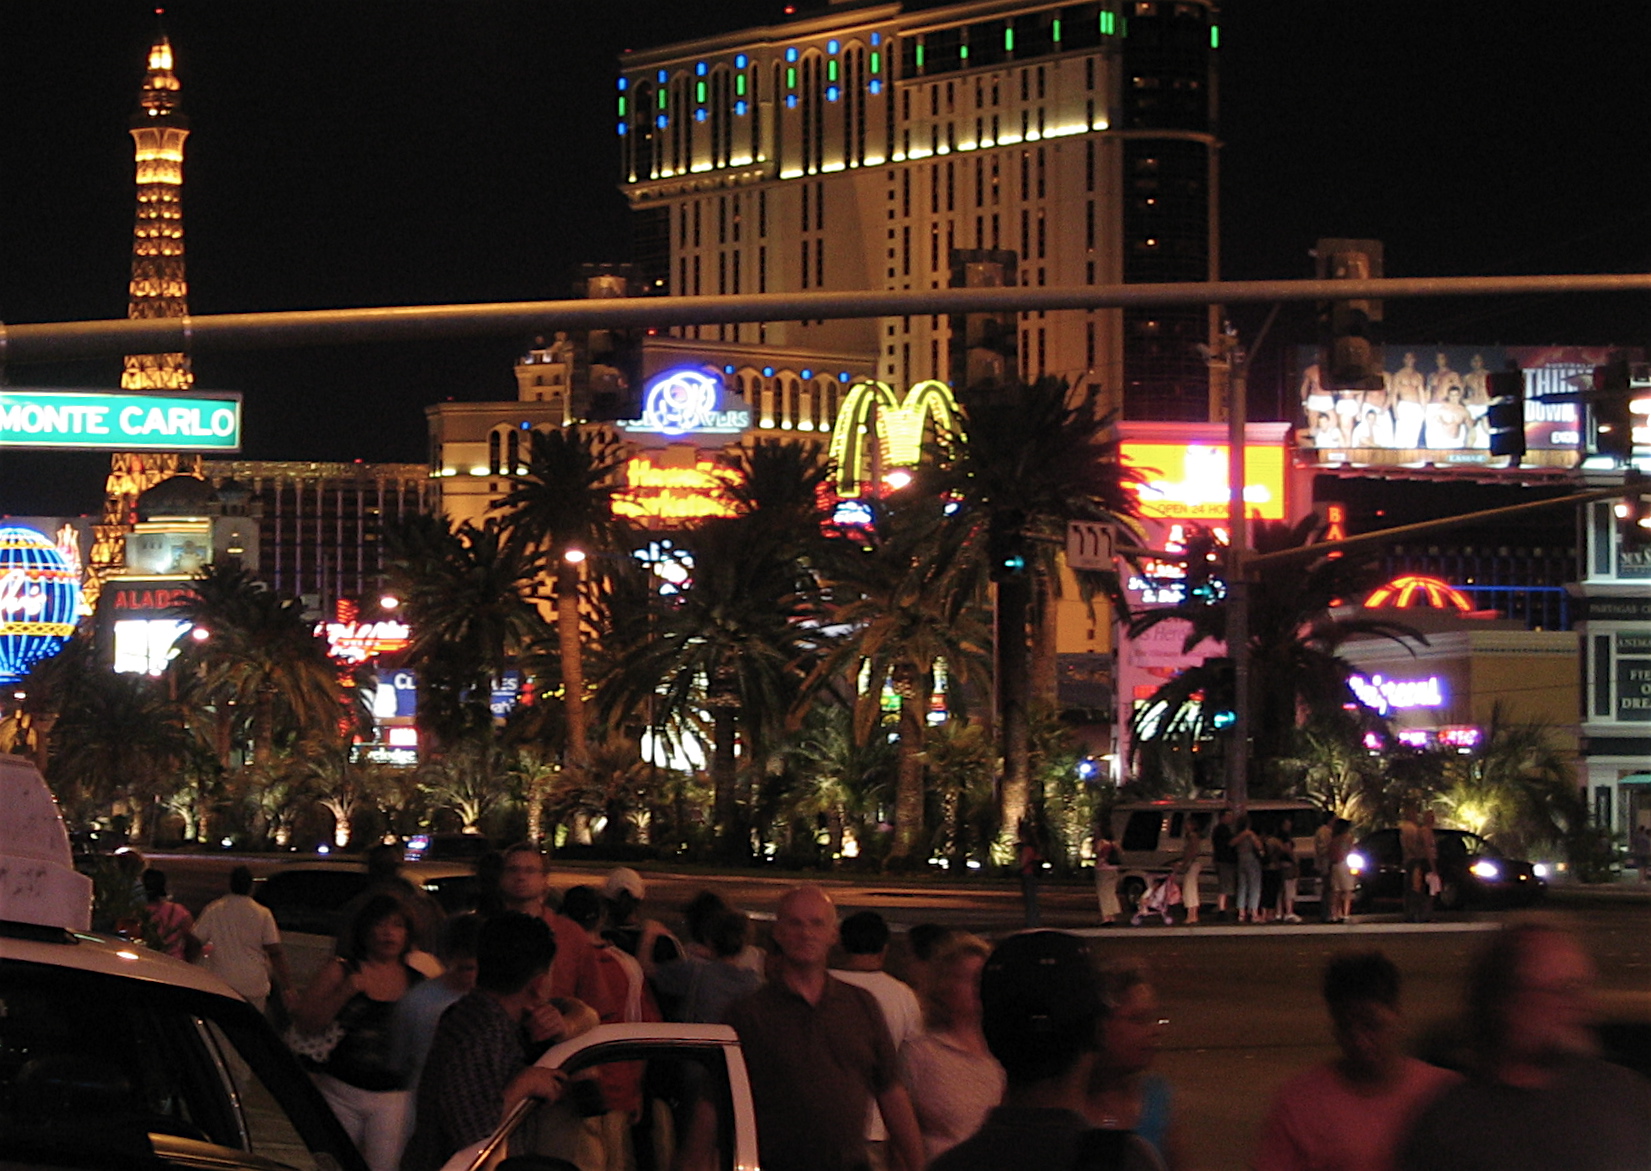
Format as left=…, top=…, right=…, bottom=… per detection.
left=0, top=389, right=243, bottom=451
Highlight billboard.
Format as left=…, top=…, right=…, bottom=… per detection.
left=0, top=389, right=243, bottom=452
left=1122, top=441, right=1288, bottom=521
left=1293, top=345, right=1625, bottom=470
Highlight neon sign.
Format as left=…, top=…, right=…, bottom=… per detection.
left=324, top=620, right=411, bottom=663
left=1364, top=574, right=1473, bottom=611
left=1121, top=442, right=1287, bottom=520
left=828, top=380, right=962, bottom=495
left=613, top=457, right=737, bottom=523
left=1349, top=673, right=1447, bottom=716
left=319, top=600, right=410, bottom=664
left=620, top=370, right=750, bottom=436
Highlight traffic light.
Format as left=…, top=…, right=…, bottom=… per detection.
left=1485, top=369, right=1527, bottom=460
left=987, top=510, right=1030, bottom=581
left=1182, top=525, right=1222, bottom=604
left=575, top=265, right=647, bottom=422
left=1591, top=360, right=1633, bottom=461
left=1314, top=238, right=1385, bottom=389
left=949, top=249, right=1021, bottom=392
left=1618, top=472, right=1650, bottom=553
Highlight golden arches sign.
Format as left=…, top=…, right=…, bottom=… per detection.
left=827, top=379, right=964, bottom=495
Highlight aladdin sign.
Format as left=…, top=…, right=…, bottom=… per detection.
left=0, top=389, right=243, bottom=451
left=620, top=371, right=750, bottom=437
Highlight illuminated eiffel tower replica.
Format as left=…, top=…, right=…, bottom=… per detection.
left=87, top=24, right=203, bottom=606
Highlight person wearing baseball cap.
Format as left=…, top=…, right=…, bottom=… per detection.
left=930, top=931, right=1164, bottom=1171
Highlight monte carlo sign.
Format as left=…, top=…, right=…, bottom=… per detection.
left=0, top=389, right=243, bottom=452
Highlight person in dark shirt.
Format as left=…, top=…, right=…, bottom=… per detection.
left=929, top=930, right=1161, bottom=1171
left=1210, top=809, right=1238, bottom=921
left=724, top=885, right=924, bottom=1171
left=402, top=913, right=569, bottom=1171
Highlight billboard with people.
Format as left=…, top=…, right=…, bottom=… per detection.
left=1294, top=344, right=1632, bottom=470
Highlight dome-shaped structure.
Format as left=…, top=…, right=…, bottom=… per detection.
left=137, top=474, right=215, bottom=521
left=0, top=527, right=82, bottom=682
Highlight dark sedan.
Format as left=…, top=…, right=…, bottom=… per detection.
left=1348, top=827, right=1548, bottom=911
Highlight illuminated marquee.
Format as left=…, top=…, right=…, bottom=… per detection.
left=1121, top=442, right=1287, bottom=520
left=1364, top=574, right=1473, bottom=611
left=828, top=380, right=962, bottom=495
left=620, top=370, right=750, bottom=436
left=613, top=457, right=737, bottom=523
left=1348, top=673, right=1447, bottom=716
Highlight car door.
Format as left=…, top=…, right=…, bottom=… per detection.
left=439, top=1024, right=758, bottom=1171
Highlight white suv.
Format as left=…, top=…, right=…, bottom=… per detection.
left=0, top=754, right=367, bottom=1171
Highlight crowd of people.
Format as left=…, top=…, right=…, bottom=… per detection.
left=136, top=845, right=1648, bottom=1171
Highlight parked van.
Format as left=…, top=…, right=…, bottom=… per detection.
left=1109, top=799, right=1331, bottom=909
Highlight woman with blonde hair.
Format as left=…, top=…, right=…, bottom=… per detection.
left=1084, top=959, right=1189, bottom=1170
left=900, top=932, right=1006, bottom=1161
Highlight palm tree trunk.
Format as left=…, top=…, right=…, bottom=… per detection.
left=1031, top=570, right=1059, bottom=705
left=890, top=669, right=930, bottom=862
left=557, top=558, right=589, bottom=771
left=996, top=575, right=1033, bottom=853
left=712, top=704, right=741, bottom=860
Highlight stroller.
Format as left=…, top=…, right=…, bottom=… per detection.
left=1130, top=872, right=1182, bottom=926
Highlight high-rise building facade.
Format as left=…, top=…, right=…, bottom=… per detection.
left=616, top=0, right=1218, bottom=418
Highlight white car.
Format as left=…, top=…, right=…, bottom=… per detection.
left=0, top=754, right=368, bottom=1171
left=438, top=1022, right=760, bottom=1171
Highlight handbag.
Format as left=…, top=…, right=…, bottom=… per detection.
left=283, top=1019, right=345, bottom=1065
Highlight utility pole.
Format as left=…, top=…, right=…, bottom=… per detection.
left=1205, top=304, right=1279, bottom=811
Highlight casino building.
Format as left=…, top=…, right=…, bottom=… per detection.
left=613, top=0, right=1220, bottom=421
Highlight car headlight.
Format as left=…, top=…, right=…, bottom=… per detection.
left=1470, top=860, right=1500, bottom=880
left=1533, top=863, right=1550, bottom=879
left=1347, top=852, right=1367, bottom=875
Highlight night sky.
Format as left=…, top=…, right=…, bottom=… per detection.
left=3, top=0, right=1648, bottom=515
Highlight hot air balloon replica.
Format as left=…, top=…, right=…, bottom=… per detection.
left=0, top=526, right=84, bottom=682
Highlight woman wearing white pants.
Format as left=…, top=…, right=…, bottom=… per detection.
left=1094, top=829, right=1122, bottom=925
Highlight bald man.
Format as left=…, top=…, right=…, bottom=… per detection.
left=724, top=887, right=925, bottom=1171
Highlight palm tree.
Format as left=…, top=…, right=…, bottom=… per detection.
left=951, top=377, right=1140, bottom=851
left=1277, top=713, right=1389, bottom=822
left=543, top=732, right=652, bottom=847
left=50, top=672, right=194, bottom=845
left=416, top=731, right=513, bottom=833
left=384, top=514, right=550, bottom=749
left=606, top=511, right=826, bottom=860
left=169, top=564, right=366, bottom=770
left=494, top=426, right=634, bottom=777
left=1130, top=515, right=1422, bottom=796
left=924, top=720, right=997, bottom=870
left=820, top=482, right=989, bottom=863
left=1435, top=706, right=1584, bottom=857
left=602, top=441, right=839, bottom=861
left=782, top=704, right=897, bottom=863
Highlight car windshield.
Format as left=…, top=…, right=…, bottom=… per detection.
left=0, top=956, right=363, bottom=1171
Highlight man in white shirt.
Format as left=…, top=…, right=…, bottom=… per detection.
left=831, top=910, right=925, bottom=1171
left=195, top=865, right=292, bottom=1013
